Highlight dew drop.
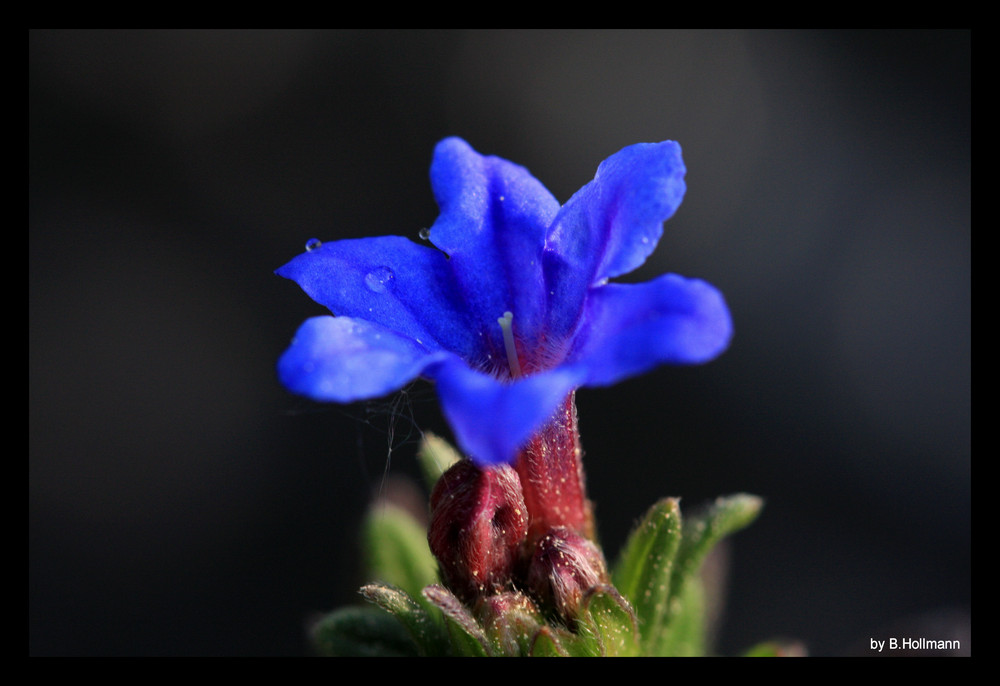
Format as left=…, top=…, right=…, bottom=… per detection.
left=364, top=266, right=396, bottom=293
left=305, top=238, right=322, bottom=252
left=418, top=228, right=431, bottom=240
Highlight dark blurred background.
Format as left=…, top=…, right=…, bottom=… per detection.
left=29, top=30, right=970, bottom=656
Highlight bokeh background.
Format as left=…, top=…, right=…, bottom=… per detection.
left=29, top=30, right=970, bottom=656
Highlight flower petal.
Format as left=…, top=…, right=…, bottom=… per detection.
left=429, top=358, right=583, bottom=467
left=276, top=236, right=480, bottom=360
left=568, top=274, right=732, bottom=387
left=428, top=137, right=560, bottom=351
left=544, top=141, right=687, bottom=340
left=278, top=315, right=447, bottom=402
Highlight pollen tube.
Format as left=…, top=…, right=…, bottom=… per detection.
left=497, top=311, right=523, bottom=378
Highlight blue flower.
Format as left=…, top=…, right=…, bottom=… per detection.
left=277, top=138, right=731, bottom=467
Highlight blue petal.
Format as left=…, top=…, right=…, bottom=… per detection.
left=278, top=315, right=447, bottom=402
left=543, top=141, right=687, bottom=340
left=276, top=236, right=482, bottom=361
left=568, top=274, right=732, bottom=387
left=430, top=358, right=584, bottom=467
left=428, top=137, right=560, bottom=351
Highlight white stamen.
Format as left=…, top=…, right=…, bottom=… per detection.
left=497, top=311, right=522, bottom=378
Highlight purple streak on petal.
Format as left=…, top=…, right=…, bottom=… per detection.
left=278, top=316, right=448, bottom=402
left=568, top=274, right=732, bottom=387
left=429, top=358, right=583, bottom=467
left=543, top=141, right=687, bottom=341
left=428, top=138, right=560, bottom=355
left=276, top=235, right=481, bottom=361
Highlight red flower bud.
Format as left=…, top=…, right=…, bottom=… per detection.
left=525, top=526, right=609, bottom=621
left=475, top=591, right=545, bottom=655
left=428, top=459, right=528, bottom=604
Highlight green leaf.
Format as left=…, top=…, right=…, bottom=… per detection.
left=742, top=640, right=808, bottom=657
left=659, top=494, right=763, bottom=656
left=610, top=498, right=683, bottom=653
left=577, top=585, right=640, bottom=656
left=359, top=583, right=448, bottom=656
left=544, top=626, right=599, bottom=658
left=416, top=432, right=462, bottom=491
left=310, top=605, right=419, bottom=657
left=654, top=574, right=706, bottom=656
left=362, top=503, right=438, bottom=602
left=672, top=494, right=763, bottom=594
left=611, top=494, right=762, bottom=656
left=529, top=626, right=571, bottom=657
left=477, top=592, right=546, bottom=657
left=421, top=584, right=491, bottom=656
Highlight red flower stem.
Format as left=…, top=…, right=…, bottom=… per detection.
left=513, top=392, right=595, bottom=545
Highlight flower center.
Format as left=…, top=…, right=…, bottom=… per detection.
left=497, top=311, right=522, bottom=378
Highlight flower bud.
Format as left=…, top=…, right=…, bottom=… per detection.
left=474, top=591, right=545, bottom=656
left=525, top=526, right=609, bottom=621
left=428, top=459, right=528, bottom=604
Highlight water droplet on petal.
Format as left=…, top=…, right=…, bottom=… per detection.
left=364, top=267, right=396, bottom=293
left=305, top=238, right=322, bottom=252
left=418, top=228, right=431, bottom=240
